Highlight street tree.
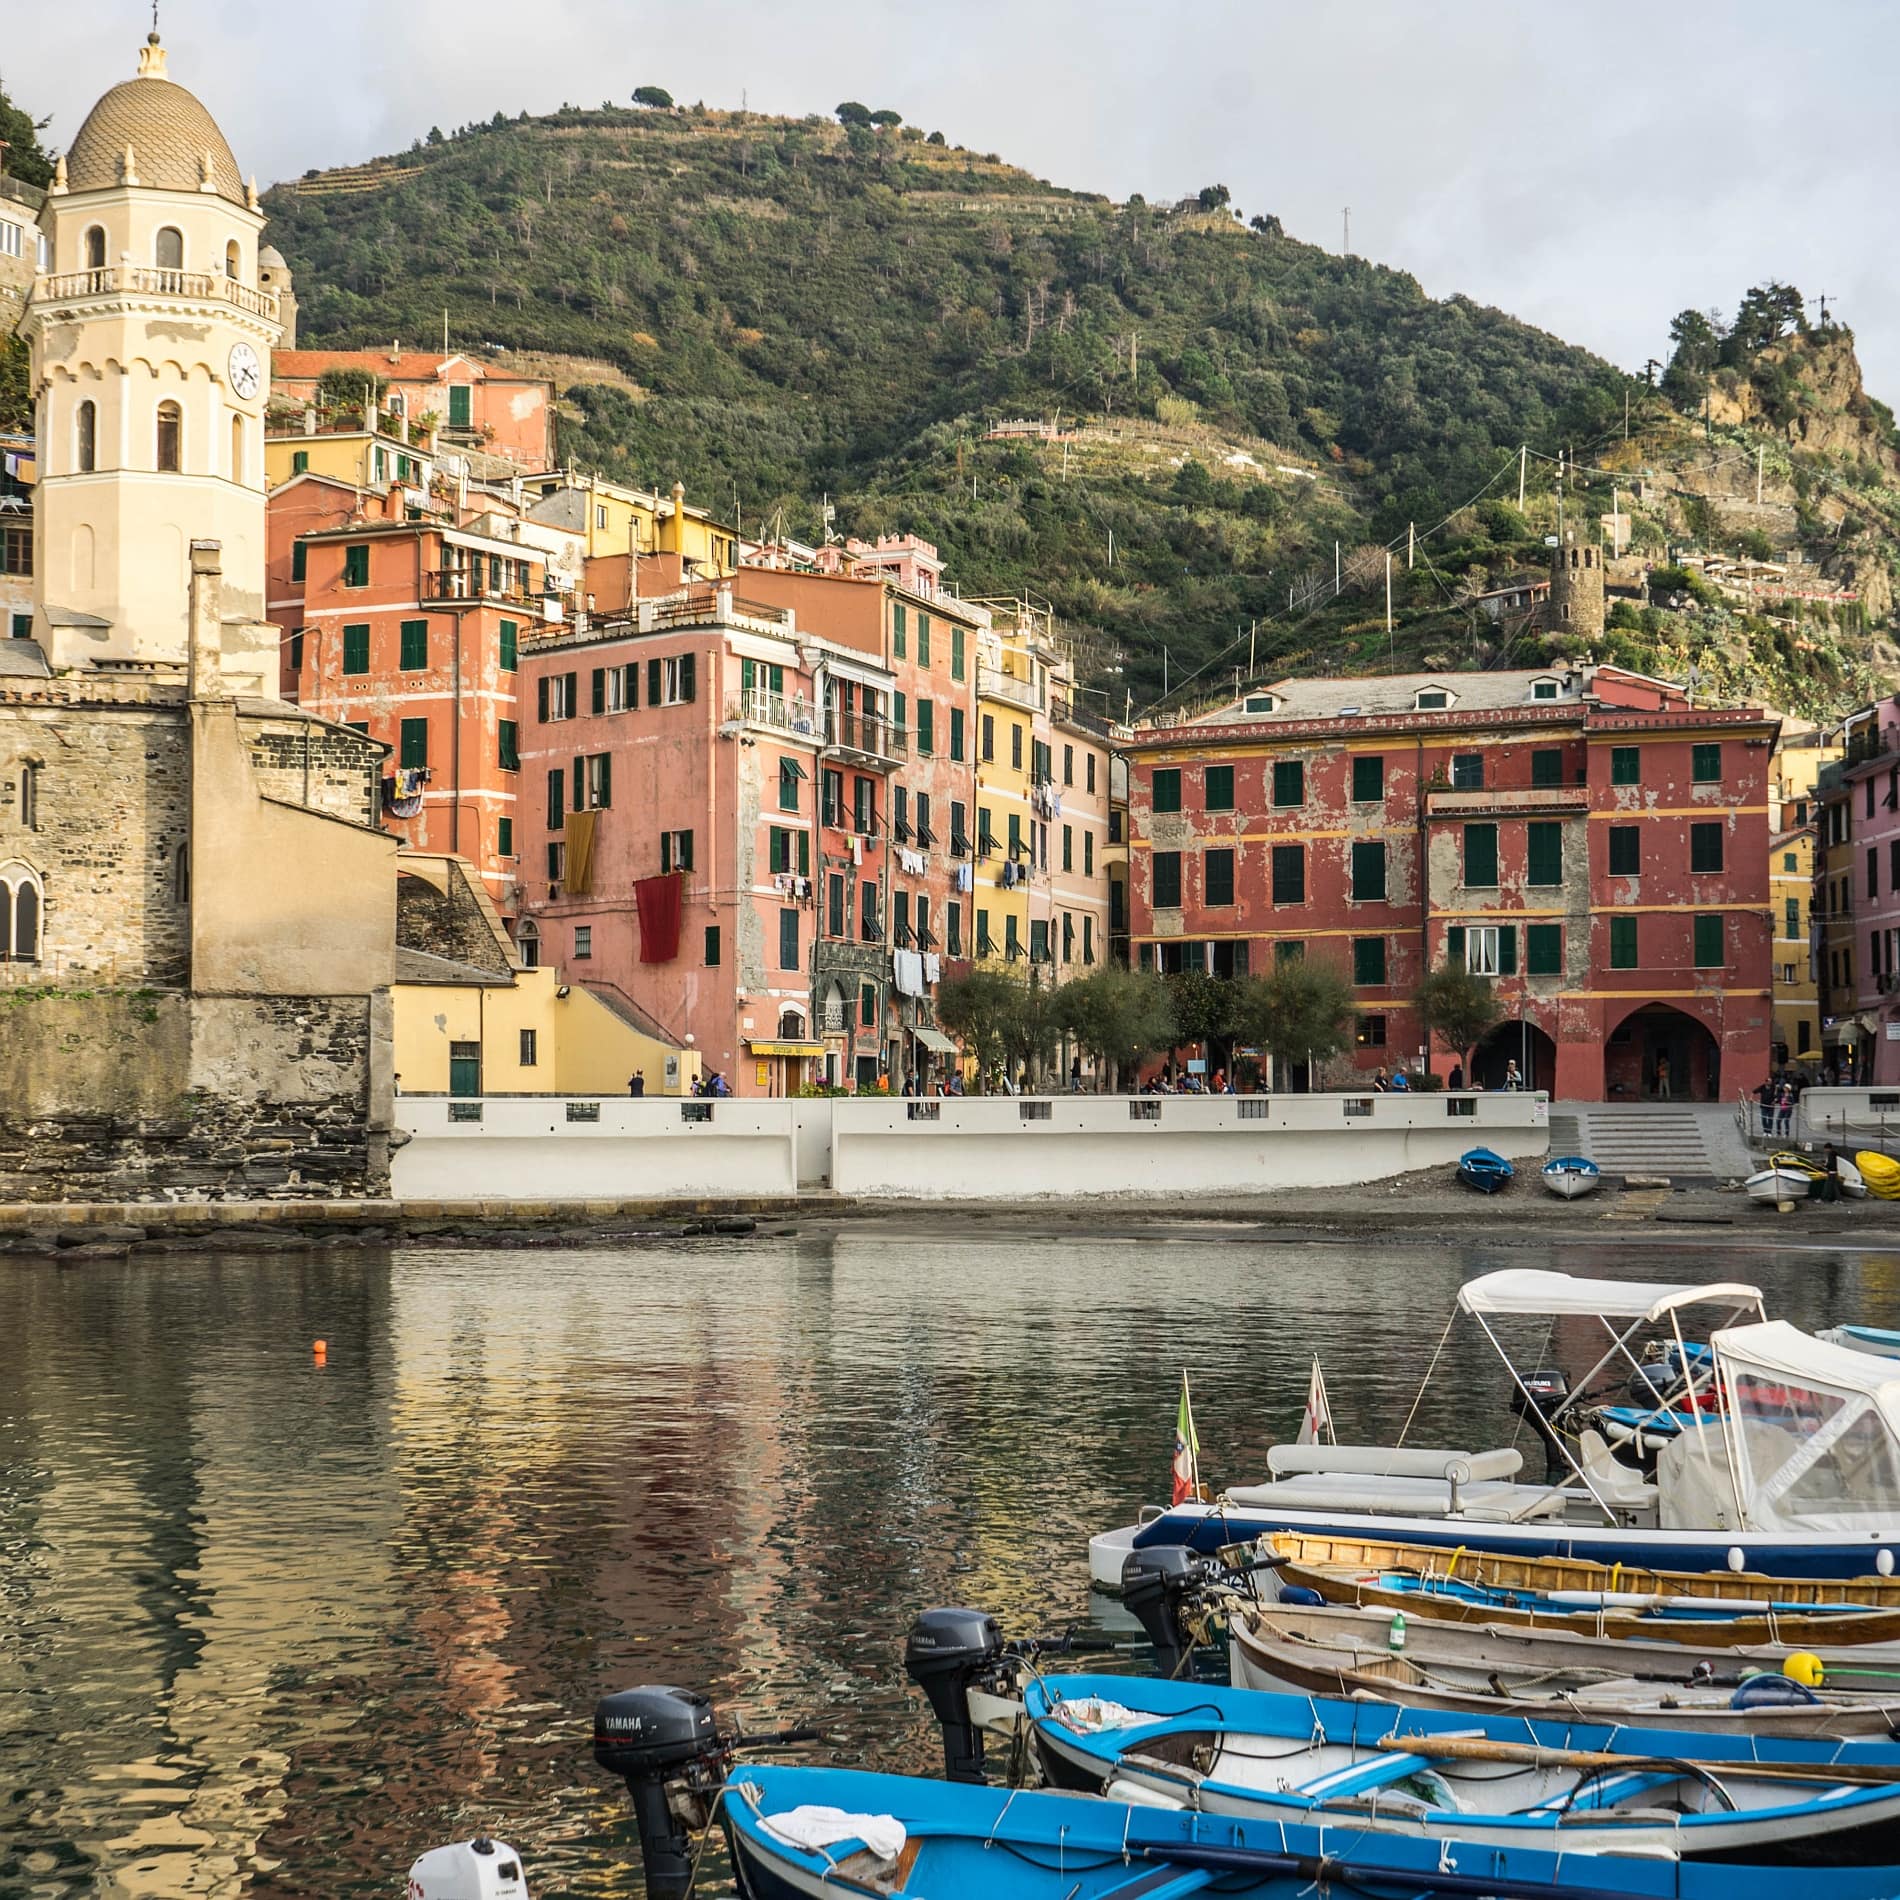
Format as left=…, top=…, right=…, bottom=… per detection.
left=1412, top=965, right=1501, bottom=1077
left=1232, top=956, right=1356, bottom=1089
left=1056, top=965, right=1176, bottom=1090
left=935, top=964, right=1023, bottom=1092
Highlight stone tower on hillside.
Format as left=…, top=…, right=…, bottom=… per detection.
left=1546, top=530, right=1605, bottom=641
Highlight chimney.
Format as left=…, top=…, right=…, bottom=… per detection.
left=385, top=482, right=405, bottom=520
left=670, top=480, right=686, bottom=553
left=187, top=541, right=224, bottom=700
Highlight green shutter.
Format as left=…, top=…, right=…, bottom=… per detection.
left=498, top=720, right=518, bottom=771
left=342, top=623, right=370, bottom=674
left=344, top=543, right=369, bottom=587
left=592, top=667, right=606, bottom=714
left=1497, top=924, right=1517, bottom=976
left=1526, top=923, right=1562, bottom=975
left=1352, top=754, right=1383, bottom=802
left=1205, top=764, right=1234, bottom=811
left=399, top=717, right=428, bottom=768
left=1272, top=759, right=1304, bottom=807
left=1152, top=768, right=1181, bottom=813
left=399, top=619, right=429, bottom=670
left=1611, top=746, right=1640, bottom=786
left=1610, top=915, right=1638, bottom=968
left=916, top=698, right=934, bottom=755
left=498, top=817, right=514, bottom=858
left=1351, top=840, right=1386, bottom=902
left=291, top=541, right=307, bottom=582
left=892, top=602, right=906, bottom=657
left=950, top=707, right=965, bottom=761
left=1446, top=925, right=1466, bottom=967
left=1694, top=913, right=1725, bottom=968
left=1353, top=936, right=1386, bottom=985
left=448, top=384, right=472, bottom=428
left=498, top=620, right=517, bottom=672
left=1463, top=822, right=1497, bottom=888
left=1693, top=743, right=1721, bottom=783
left=951, top=626, right=965, bottom=679
left=916, top=612, right=930, bottom=665
left=1527, top=821, right=1562, bottom=887
left=1531, top=748, right=1563, bottom=788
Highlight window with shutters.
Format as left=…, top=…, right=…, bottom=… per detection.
left=916, top=613, right=931, bottom=666
left=448, top=384, right=472, bottom=428
left=1062, top=824, right=1073, bottom=872
left=651, top=653, right=696, bottom=705
left=1693, top=743, right=1722, bottom=784
left=399, top=718, right=428, bottom=769
left=1275, top=939, right=1305, bottom=964
left=827, top=873, right=845, bottom=937
left=1691, top=822, right=1724, bottom=874
left=1272, top=759, right=1304, bottom=807
left=1087, top=752, right=1097, bottom=794
left=779, top=757, right=802, bottom=812
left=947, top=901, right=963, bottom=956
left=1352, top=754, right=1384, bottom=803
left=498, top=619, right=518, bottom=672
left=1205, top=764, right=1234, bottom=811
left=1451, top=752, right=1483, bottom=789
left=1608, top=825, right=1640, bottom=876
left=950, top=707, right=966, bottom=761
left=1527, top=821, right=1562, bottom=887
left=1530, top=748, right=1563, bottom=788
left=1271, top=843, right=1305, bottom=905
left=854, top=776, right=876, bottom=836
left=497, top=817, right=514, bottom=860
left=1462, top=924, right=1513, bottom=976
left=1610, top=915, right=1638, bottom=968
left=290, top=541, right=307, bottom=583
left=399, top=620, right=428, bottom=670
left=892, top=601, right=907, bottom=658
left=1353, top=935, right=1386, bottom=986
left=1011, top=723, right=1024, bottom=771
left=1463, top=822, right=1498, bottom=888
left=860, top=878, right=880, bottom=941
left=1526, top=923, right=1562, bottom=975
left=343, top=543, right=369, bottom=588
left=981, top=713, right=994, bottom=762
left=604, top=662, right=635, bottom=711
left=1785, top=896, right=1800, bottom=940
left=1084, top=828, right=1095, bottom=878
left=518, top=1028, right=538, bottom=1068
left=952, top=626, right=965, bottom=679
left=1152, top=768, right=1181, bottom=813
left=1694, top=913, right=1725, bottom=968
left=342, top=623, right=370, bottom=675
left=1611, top=746, right=1640, bottom=786
left=539, top=672, right=577, bottom=721
left=1205, top=847, right=1235, bottom=906
left=1063, top=744, right=1075, bottom=787
left=822, top=769, right=843, bottom=828
left=1153, top=850, right=1183, bottom=909
left=703, top=926, right=720, bottom=966
left=586, top=753, right=612, bottom=810
left=661, top=829, right=694, bottom=874
left=779, top=907, right=801, bottom=972
left=1351, top=840, right=1386, bottom=902
left=916, top=698, right=934, bottom=756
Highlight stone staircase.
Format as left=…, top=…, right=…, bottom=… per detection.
left=1555, top=1102, right=1753, bottom=1183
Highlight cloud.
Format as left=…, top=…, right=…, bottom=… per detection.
left=25, top=0, right=1900, bottom=389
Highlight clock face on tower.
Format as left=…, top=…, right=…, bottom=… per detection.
left=227, top=342, right=261, bottom=401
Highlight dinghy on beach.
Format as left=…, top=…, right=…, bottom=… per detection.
left=1541, top=1154, right=1600, bottom=1198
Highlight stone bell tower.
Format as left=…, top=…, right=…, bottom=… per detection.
left=1546, top=529, right=1606, bottom=642
left=24, top=30, right=282, bottom=678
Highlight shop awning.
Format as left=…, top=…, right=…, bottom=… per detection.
left=747, top=1039, right=827, bottom=1057
left=912, top=1027, right=958, bottom=1055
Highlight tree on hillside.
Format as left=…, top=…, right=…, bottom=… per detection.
left=1231, top=957, right=1356, bottom=1090
left=1413, top=965, right=1501, bottom=1078
left=426, top=126, right=444, bottom=145
left=1726, top=281, right=1806, bottom=360
left=0, top=79, right=54, bottom=188
left=836, top=101, right=873, bottom=127
left=632, top=86, right=674, bottom=109
left=1661, top=308, right=1722, bottom=411
left=1056, top=965, right=1175, bottom=1090
left=868, top=109, right=902, bottom=128
left=1196, top=183, right=1231, bottom=212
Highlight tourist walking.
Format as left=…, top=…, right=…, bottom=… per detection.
left=1776, top=1078, right=1795, bottom=1140
left=1654, top=1052, right=1671, bottom=1100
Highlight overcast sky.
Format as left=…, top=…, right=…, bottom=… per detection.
left=20, top=2, right=1900, bottom=393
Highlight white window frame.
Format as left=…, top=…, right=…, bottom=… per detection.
left=1414, top=687, right=1453, bottom=710
left=548, top=674, right=576, bottom=720
left=658, top=655, right=691, bottom=705
left=0, top=859, right=44, bottom=962
left=572, top=925, right=593, bottom=959
left=605, top=664, right=633, bottom=712
left=1465, top=925, right=1501, bottom=976
left=0, top=220, right=21, bottom=260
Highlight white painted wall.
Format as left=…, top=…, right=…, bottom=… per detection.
left=393, top=1091, right=1547, bottom=1204
left=1796, top=1087, right=1900, bottom=1152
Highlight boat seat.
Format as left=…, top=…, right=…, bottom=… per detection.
left=1267, top=1445, right=1522, bottom=1483
left=1225, top=1473, right=1567, bottom=1521
left=1577, top=1429, right=1659, bottom=1512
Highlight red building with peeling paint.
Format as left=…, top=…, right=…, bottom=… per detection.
left=1125, top=665, right=1778, bottom=1100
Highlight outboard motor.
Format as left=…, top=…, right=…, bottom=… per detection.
left=903, top=1607, right=1005, bottom=1783
left=1509, top=1368, right=1571, bottom=1483
left=1120, top=1545, right=1222, bottom=1678
left=593, top=1686, right=730, bottom=1900
left=406, top=1838, right=528, bottom=1899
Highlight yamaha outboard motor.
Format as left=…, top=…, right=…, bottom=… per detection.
left=903, top=1607, right=1004, bottom=1783
left=592, top=1686, right=728, bottom=1900
left=1509, top=1368, right=1571, bottom=1483
left=1121, top=1545, right=1222, bottom=1678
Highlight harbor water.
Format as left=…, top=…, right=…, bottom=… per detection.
left=3, top=1224, right=1897, bottom=1896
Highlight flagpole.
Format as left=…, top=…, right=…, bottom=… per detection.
left=1183, top=1368, right=1200, bottom=1499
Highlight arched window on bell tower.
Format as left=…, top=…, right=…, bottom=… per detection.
left=83, top=225, right=106, bottom=271
left=225, top=239, right=240, bottom=281
left=156, top=400, right=182, bottom=473
left=155, top=226, right=183, bottom=272
left=75, top=400, right=97, bottom=473
left=230, top=411, right=244, bottom=483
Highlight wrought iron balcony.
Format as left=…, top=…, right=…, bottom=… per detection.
left=824, top=707, right=907, bottom=765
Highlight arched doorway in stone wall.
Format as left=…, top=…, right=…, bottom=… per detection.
left=1605, top=1002, right=1721, bottom=1102
left=1471, top=1019, right=1557, bottom=1093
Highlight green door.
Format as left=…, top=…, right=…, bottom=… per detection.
left=448, top=384, right=472, bottom=429
left=449, top=1040, right=482, bottom=1097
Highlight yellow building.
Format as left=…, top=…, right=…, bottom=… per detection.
left=973, top=618, right=1040, bottom=968
left=265, top=411, right=433, bottom=496
left=1769, top=718, right=1840, bottom=1068
left=524, top=472, right=737, bottom=576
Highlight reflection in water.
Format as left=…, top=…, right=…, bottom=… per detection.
left=0, top=1230, right=1888, bottom=1895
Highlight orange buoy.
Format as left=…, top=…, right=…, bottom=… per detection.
left=313, top=1339, right=328, bottom=1364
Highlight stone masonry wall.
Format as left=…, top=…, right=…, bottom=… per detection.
left=397, top=867, right=513, bottom=973
left=0, top=988, right=388, bottom=1202
left=244, top=717, right=384, bottom=827
left=0, top=695, right=191, bottom=986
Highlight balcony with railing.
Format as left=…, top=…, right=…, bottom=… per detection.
left=33, top=265, right=279, bottom=322
left=977, top=662, right=1041, bottom=714
left=725, top=688, right=820, bottom=738
left=421, top=566, right=546, bottom=612
left=1425, top=784, right=1591, bottom=818
left=824, top=706, right=907, bottom=766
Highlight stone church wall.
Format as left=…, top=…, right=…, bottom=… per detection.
left=0, top=988, right=390, bottom=1202
left=245, top=718, right=385, bottom=828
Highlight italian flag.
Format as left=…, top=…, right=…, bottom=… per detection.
left=1171, top=1371, right=1201, bottom=1506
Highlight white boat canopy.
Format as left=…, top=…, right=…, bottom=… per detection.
left=1708, top=1320, right=1900, bottom=1535
left=1457, top=1270, right=1765, bottom=1324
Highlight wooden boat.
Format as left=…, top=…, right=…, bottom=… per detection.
left=1022, top=1672, right=1900, bottom=1861
left=1227, top=1597, right=1900, bottom=1735
left=1746, top=1164, right=1818, bottom=1204
left=1858, top=1149, right=1900, bottom=1200
left=1270, top=1531, right=1900, bottom=1647
left=1456, top=1145, right=1514, bottom=1192
left=1540, top=1154, right=1600, bottom=1198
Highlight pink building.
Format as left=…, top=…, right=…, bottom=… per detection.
left=516, top=583, right=898, bottom=1097
left=1836, top=701, right=1900, bottom=1082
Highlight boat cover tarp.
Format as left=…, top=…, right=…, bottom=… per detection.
left=1711, top=1320, right=1900, bottom=1535
left=1457, top=1269, right=1764, bottom=1323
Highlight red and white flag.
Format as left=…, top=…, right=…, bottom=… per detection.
left=1296, top=1356, right=1334, bottom=1446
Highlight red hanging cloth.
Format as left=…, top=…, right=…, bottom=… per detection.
left=635, top=872, right=683, bottom=963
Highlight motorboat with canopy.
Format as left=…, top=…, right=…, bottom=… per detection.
left=1094, top=1271, right=1900, bottom=1583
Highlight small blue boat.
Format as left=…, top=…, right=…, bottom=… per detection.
left=1457, top=1145, right=1514, bottom=1192
left=714, top=1760, right=1900, bottom=1900
left=1825, top=1323, right=1900, bottom=1361
left=1018, top=1672, right=1900, bottom=1862
left=1541, top=1154, right=1600, bottom=1198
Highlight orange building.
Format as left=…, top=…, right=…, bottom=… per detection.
left=272, top=349, right=555, bottom=470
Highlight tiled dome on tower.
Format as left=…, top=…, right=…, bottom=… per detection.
left=64, top=33, right=246, bottom=205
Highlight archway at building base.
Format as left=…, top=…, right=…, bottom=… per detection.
left=1605, top=1003, right=1722, bottom=1102
left=1471, top=1019, right=1557, bottom=1094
